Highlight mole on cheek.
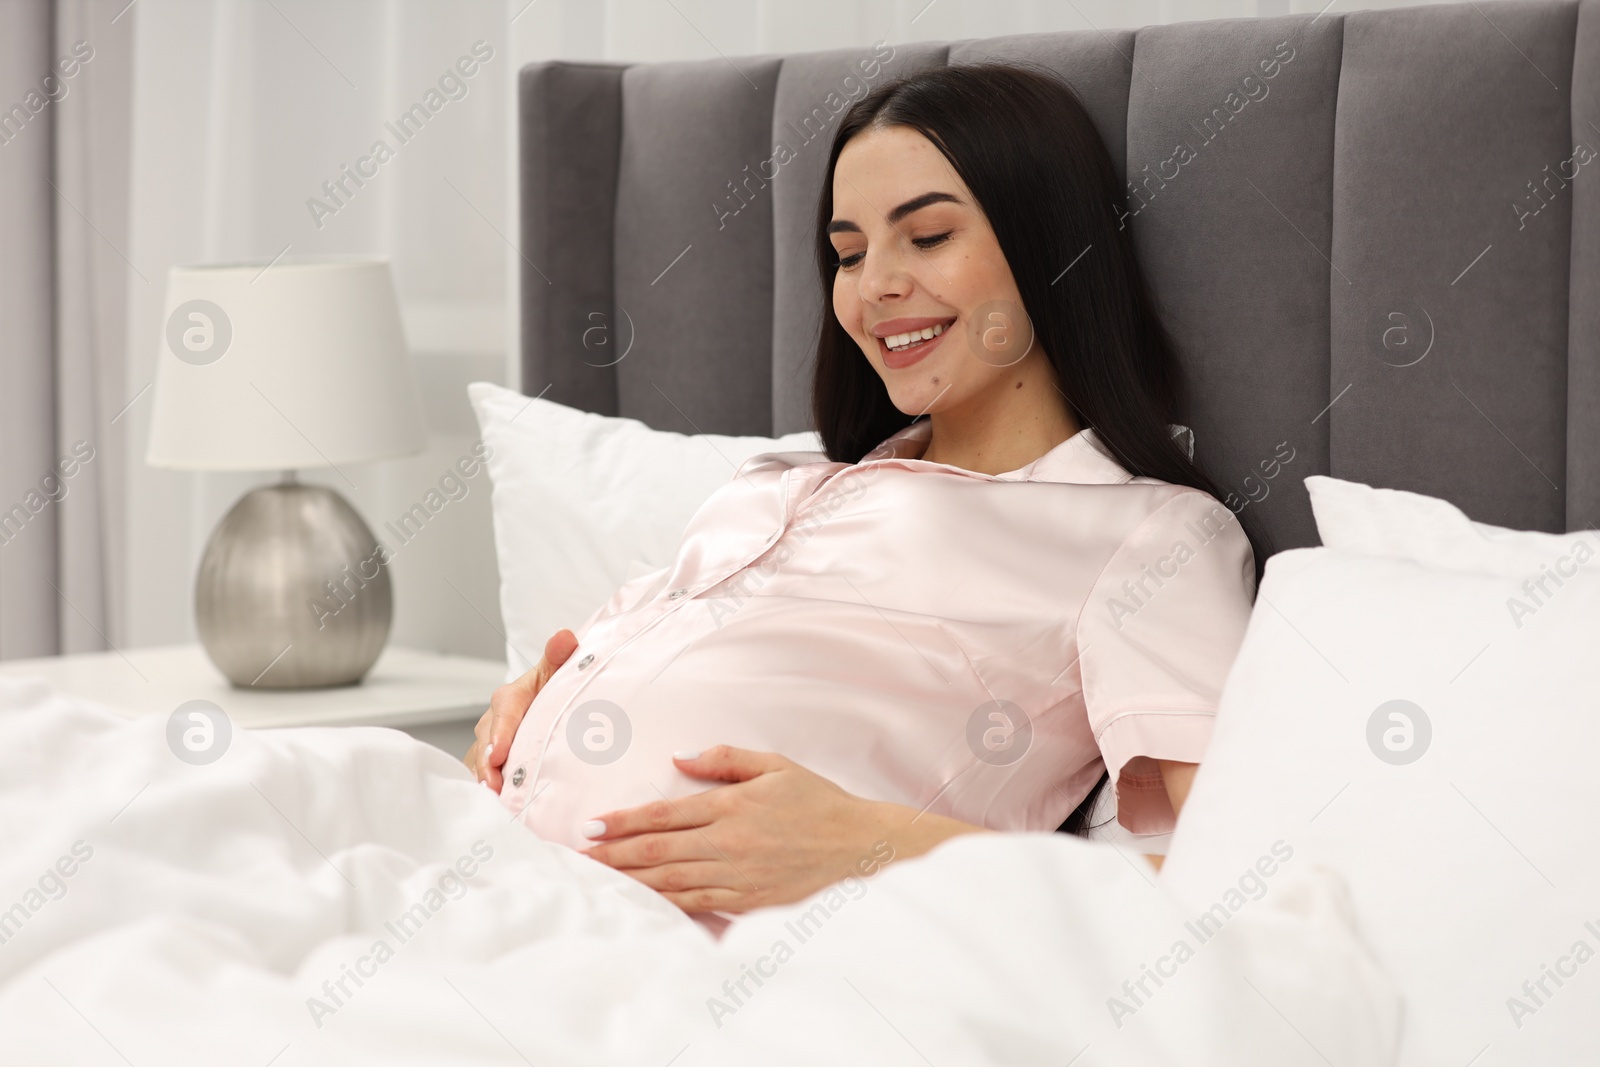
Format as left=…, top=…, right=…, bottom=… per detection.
left=1015, top=381, right=1023, bottom=389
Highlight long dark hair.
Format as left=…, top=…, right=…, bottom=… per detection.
left=809, top=63, right=1272, bottom=837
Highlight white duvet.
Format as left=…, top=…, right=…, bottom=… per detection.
left=0, top=675, right=1399, bottom=1066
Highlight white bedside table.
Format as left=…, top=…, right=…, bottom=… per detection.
left=0, top=644, right=505, bottom=759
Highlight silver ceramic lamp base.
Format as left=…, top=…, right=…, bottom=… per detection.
left=195, top=477, right=392, bottom=688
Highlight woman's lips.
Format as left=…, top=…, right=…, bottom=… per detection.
left=879, top=320, right=954, bottom=370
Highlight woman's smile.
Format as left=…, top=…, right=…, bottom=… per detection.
left=873, top=315, right=957, bottom=369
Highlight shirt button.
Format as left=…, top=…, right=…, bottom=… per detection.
left=667, top=588, right=688, bottom=599
left=576, top=653, right=595, bottom=669
left=510, top=766, right=525, bottom=787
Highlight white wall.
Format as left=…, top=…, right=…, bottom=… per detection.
left=122, top=0, right=1512, bottom=662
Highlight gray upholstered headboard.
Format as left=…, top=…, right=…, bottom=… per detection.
left=518, top=0, right=1599, bottom=559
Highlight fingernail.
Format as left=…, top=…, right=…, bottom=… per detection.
left=581, top=819, right=606, bottom=839
left=673, top=750, right=700, bottom=760
left=485, top=743, right=495, bottom=760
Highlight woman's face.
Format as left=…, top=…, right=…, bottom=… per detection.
left=828, top=124, right=1038, bottom=418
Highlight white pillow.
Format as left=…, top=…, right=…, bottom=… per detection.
left=467, top=382, right=821, bottom=680
left=1305, top=473, right=1582, bottom=576
left=1163, top=477, right=1600, bottom=1065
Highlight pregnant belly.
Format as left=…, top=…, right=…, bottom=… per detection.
left=495, top=596, right=993, bottom=852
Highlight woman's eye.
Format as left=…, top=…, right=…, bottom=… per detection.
left=834, top=232, right=952, bottom=271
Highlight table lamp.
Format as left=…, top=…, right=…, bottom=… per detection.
left=146, top=257, right=426, bottom=688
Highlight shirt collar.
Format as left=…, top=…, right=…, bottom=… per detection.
left=860, top=418, right=1133, bottom=485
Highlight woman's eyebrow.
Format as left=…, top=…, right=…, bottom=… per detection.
left=827, top=190, right=963, bottom=235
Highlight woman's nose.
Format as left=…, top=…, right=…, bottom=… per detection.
left=857, top=247, right=912, bottom=303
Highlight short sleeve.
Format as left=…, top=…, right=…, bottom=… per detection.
left=573, top=565, right=671, bottom=644
left=1076, top=490, right=1257, bottom=835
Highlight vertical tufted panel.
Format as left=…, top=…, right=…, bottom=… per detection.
left=612, top=57, right=782, bottom=437
left=1568, top=0, right=1600, bottom=530
left=519, top=62, right=626, bottom=416
left=1332, top=0, right=1578, bottom=534
left=769, top=42, right=949, bottom=435
left=1124, top=15, right=1345, bottom=553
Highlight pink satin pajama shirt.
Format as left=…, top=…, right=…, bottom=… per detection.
left=496, top=419, right=1256, bottom=851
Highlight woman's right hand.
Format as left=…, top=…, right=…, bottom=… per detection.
left=465, top=628, right=579, bottom=791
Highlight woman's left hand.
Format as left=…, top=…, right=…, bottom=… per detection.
left=579, top=746, right=908, bottom=914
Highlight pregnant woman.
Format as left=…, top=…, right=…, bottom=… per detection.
left=466, top=63, right=1265, bottom=921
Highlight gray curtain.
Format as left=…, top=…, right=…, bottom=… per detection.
left=0, top=0, right=133, bottom=660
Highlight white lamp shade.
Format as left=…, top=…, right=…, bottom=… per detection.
left=146, top=258, right=427, bottom=471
